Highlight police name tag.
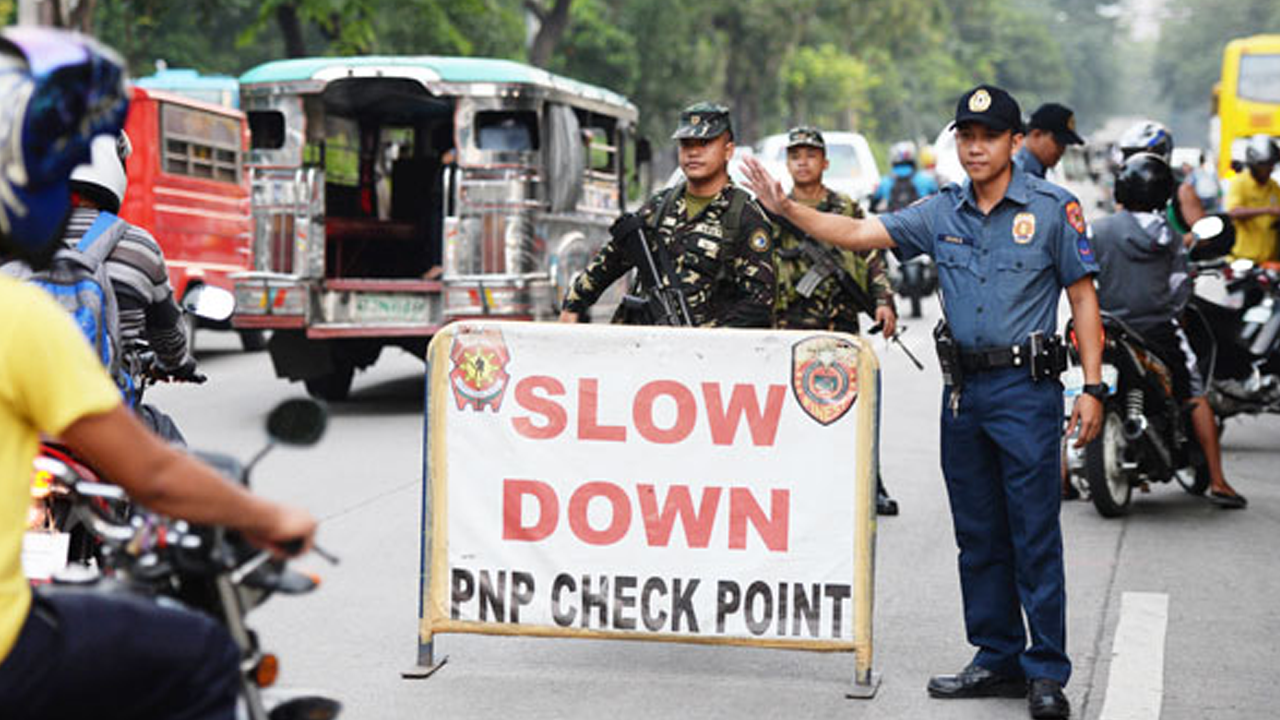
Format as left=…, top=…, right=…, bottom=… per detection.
left=696, top=238, right=720, bottom=256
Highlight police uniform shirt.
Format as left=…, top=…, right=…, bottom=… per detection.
left=1014, top=145, right=1047, bottom=180
left=879, top=167, right=1098, bottom=350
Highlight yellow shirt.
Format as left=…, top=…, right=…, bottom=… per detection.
left=0, top=276, right=120, bottom=661
left=1225, top=172, right=1280, bottom=263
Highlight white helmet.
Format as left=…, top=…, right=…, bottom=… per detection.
left=69, top=131, right=131, bottom=213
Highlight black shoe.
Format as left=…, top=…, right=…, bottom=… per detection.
left=927, top=664, right=1026, bottom=699
left=1207, top=490, right=1247, bottom=509
left=1028, top=678, right=1070, bottom=719
left=876, top=490, right=899, bottom=516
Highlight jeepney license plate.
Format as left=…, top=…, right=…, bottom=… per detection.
left=352, top=293, right=432, bottom=323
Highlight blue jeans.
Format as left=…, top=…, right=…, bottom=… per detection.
left=940, top=368, right=1070, bottom=684
left=0, top=589, right=239, bottom=719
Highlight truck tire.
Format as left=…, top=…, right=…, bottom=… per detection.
left=239, top=329, right=268, bottom=352
left=1086, top=409, right=1132, bottom=517
left=305, top=363, right=354, bottom=402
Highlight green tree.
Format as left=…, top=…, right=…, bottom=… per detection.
left=781, top=43, right=877, bottom=132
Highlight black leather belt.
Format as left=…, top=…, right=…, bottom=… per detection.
left=959, top=343, right=1031, bottom=373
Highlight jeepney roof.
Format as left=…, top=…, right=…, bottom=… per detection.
left=239, top=56, right=636, bottom=120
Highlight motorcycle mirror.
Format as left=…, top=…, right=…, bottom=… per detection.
left=1188, top=213, right=1237, bottom=261
left=265, top=398, right=328, bottom=447
left=1190, top=215, right=1225, bottom=241
left=182, top=285, right=235, bottom=323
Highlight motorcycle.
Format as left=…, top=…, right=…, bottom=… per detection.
left=22, top=355, right=210, bottom=580
left=1181, top=226, right=1280, bottom=420
left=891, top=255, right=937, bottom=318
left=35, top=398, right=341, bottom=720
left=1061, top=215, right=1233, bottom=517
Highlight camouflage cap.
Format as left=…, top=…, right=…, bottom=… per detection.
left=671, top=102, right=733, bottom=140
left=786, top=126, right=825, bottom=150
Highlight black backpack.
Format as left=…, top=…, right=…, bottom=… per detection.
left=888, top=174, right=920, bottom=211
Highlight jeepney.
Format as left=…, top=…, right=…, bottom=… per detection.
left=232, top=56, right=645, bottom=400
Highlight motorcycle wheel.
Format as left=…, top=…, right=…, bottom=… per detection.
left=1085, top=409, right=1132, bottom=517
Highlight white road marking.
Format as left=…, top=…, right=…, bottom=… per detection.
left=1099, top=591, right=1169, bottom=720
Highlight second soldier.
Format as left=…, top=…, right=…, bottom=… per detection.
left=772, top=125, right=900, bottom=515
left=559, top=102, right=776, bottom=328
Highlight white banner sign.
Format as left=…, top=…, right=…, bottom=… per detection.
left=421, top=321, right=878, bottom=652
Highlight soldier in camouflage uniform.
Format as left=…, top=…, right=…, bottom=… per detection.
left=774, top=126, right=901, bottom=515
left=559, top=102, right=776, bottom=328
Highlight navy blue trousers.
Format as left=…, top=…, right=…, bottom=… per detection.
left=0, top=590, right=239, bottom=719
left=940, top=367, right=1070, bottom=684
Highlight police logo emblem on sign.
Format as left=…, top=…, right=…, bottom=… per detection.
left=1065, top=200, right=1086, bottom=235
left=448, top=326, right=511, bottom=412
left=1012, top=212, right=1036, bottom=244
left=968, top=89, right=992, bottom=112
left=792, top=335, right=859, bottom=426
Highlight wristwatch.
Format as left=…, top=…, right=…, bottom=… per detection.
left=1081, top=383, right=1108, bottom=401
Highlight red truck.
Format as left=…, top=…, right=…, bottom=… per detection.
left=118, top=86, right=260, bottom=350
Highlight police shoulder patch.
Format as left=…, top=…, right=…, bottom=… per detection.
left=1065, top=200, right=1086, bottom=235
left=1077, top=235, right=1095, bottom=264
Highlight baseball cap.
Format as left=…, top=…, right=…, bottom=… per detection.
left=1028, top=103, right=1084, bottom=146
left=952, top=84, right=1023, bottom=134
left=786, top=126, right=825, bottom=151
left=672, top=102, right=732, bottom=141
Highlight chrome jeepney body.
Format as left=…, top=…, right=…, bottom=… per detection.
left=231, top=56, right=640, bottom=399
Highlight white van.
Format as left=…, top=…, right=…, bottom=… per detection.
left=756, top=130, right=881, bottom=203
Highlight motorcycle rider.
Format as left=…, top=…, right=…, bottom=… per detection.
left=0, top=27, right=317, bottom=719
left=872, top=141, right=939, bottom=212
left=1224, top=134, right=1280, bottom=264
left=1116, top=121, right=1211, bottom=247
left=65, top=130, right=201, bottom=442
left=1090, top=152, right=1246, bottom=509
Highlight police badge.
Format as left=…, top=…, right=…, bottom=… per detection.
left=792, top=335, right=859, bottom=426
left=448, top=326, right=512, bottom=412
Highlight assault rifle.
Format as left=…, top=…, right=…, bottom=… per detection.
left=613, top=213, right=694, bottom=327
left=770, top=211, right=925, bottom=370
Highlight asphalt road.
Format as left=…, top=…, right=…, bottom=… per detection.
left=155, top=307, right=1280, bottom=720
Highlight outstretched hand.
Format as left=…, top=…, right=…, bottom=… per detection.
left=741, top=156, right=788, bottom=216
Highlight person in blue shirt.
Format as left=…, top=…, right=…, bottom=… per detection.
left=745, top=84, right=1103, bottom=720
left=1015, top=103, right=1085, bottom=180
left=872, top=141, right=940, bottom=212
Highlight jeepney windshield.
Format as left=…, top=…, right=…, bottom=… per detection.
left=477, top=111, right=539, bottom=151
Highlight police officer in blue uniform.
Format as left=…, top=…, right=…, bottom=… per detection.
left=744, top=85, right=1104, bottom=720
left=1014, top=103, right=1084, bottom=180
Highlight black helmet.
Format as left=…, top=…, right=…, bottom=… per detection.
left=1115, top=152, right=1174, bottom=212
left=1117, top=121, right=1174, bottom=163
left=1244, top=134, right=1279, bottom=167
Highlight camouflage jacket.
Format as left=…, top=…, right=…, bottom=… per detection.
left=562, top=182, right=776, bottom=328
left=773, top=188, right=894, bottom=333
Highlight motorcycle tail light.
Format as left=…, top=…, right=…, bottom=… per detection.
left=254, top=653, right=279, bottom=688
